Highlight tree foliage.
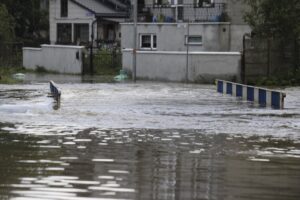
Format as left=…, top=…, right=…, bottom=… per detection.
left=0, top=3, right=15, bottom=42
left=244, top=0, right=300, bottom=39
left=1, top=0, right=49, bottom=42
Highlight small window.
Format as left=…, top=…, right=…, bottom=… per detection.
left=185, top=35, right=203, bottom=45
left=61, top=0, right=68, bottom=17
left=140, top=34, right=157, bottom=50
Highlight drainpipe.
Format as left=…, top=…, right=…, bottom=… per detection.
left=90, top=19, right=97, bottom=75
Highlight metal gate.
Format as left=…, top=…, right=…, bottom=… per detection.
left=84, top=47, right=122, bottom=75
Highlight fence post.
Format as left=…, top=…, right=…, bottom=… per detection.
left=242, top=33, right=249, bottom=84
left=90, top=20, right=97, bottom=75
left=295, top=39, right=299, bottom=72
left=267, top=38, right=271, bottom=77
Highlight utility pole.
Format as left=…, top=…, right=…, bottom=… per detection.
left=132, top=0, right=137, bottom=82
left=90, top=20, right=97, bottom=75
left=186, top=21, right=190, bottom=83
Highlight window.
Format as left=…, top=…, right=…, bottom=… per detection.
left=74, top=24, right=89, bottom=44
left=61, top=0, right=68, bottom=17
left=140, top=34, right=157, bottom=50
left=154, top=0, right=184, bottom=5
left=194, top=0, right=214, bottom=8
left=178, top=6, right=184, bottom=21
left=185, top=35, right=203, bottom=45
left=57, top=23, right=72, bottom=44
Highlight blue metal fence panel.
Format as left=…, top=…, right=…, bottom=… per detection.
left=226, top=83, right=232, bottom=95
left=259, top=89, right=267, bottom=107
left=247, top=87, right=254, bottom=101
left=217, top=81, right=223, bottom=93
left=271, top=91, right=280, bottom=109
left=236, top=85, right=243, bottom=97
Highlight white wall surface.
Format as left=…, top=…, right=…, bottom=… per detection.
left=49, top=0, right=96, bottom=44
left=23, top=45, right=85, bottom=74
left=121, top=23, right=231, bottom=52
left=22, top=48, right=42, bottom=70
left=122, top=49, right=241, bottom=83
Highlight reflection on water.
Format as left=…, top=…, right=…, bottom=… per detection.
left=1, top=127, right=300, bottom=200
left=0, top=79, right=300, bottom=199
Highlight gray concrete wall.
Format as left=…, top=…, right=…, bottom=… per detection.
left=121, top=23, right=231, bottom=52
left=225, top=0, right=249, bottom=25
left=230, top=24, right=251, bottom=51
left=122, top=49, right=241, bottom=83
left=23, top=45, right=85, bottom=74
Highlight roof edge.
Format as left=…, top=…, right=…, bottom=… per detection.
left=70, top=0, right=96, bottom=14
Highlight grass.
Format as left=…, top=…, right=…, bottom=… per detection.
left=0, top=65, right=63, bottom=84
left=0, top=66, right=28, bottom=84
left=248, top=68, right=300, bottom=87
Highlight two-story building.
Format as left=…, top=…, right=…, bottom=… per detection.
left=121, top=0, right=251, bottom=82
left=122, top=0, right=250, bottom=52
left=49, top=0, right=130, bottom=46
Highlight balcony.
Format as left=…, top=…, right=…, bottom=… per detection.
left=137, top=3, right=226, bottom=23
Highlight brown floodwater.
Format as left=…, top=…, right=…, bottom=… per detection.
left=0, top=75, right=300, bottom=200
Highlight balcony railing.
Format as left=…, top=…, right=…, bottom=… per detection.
left=136, top=3, right=226, bottom=23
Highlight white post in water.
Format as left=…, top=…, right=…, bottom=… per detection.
left=186, top=20, right=190, bottom=83
left=132, top=0, right=138, bottom=82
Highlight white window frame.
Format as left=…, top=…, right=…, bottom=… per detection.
left=139, top=34, right=157, bottom=50
left=185, top=35, right=203, bottom=45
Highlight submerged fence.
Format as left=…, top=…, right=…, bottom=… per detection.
left=216, top=80, right=286, bottom=109
left=49, top=81, right=61, bottom=102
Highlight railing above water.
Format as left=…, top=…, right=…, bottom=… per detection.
left=49, top=81, right=61, bottom=102
left=216, top=80, right=286, bottom=109
left=136, top=3, right=226, bottom=23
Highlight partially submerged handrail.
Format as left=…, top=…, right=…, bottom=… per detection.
left=216, top=79, right=286, bottom=109
left=49, top=80, right=61, bottom=102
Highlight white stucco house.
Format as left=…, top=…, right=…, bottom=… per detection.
left=121, top=0, right=251, bottom=82
left=122, top=0, right=250, bottom=52
left=49, top=0, right=130, bottom=45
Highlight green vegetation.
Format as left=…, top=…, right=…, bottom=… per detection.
left=0, top=0, right=49, bottom=44
left=93, top=49, right=122, bottom=75
left=0, top=4, right=14, bottom=43
left=251, top=69, right=300, bottom=87
left=35, top=65, right=59, bottom=74
left=0, top=65, right=61, bottom=84
left=244, top=0, right=300, bottom=86
left=0, top=66, right=27, bottom=84
left=244, top=0, right=300, bottom=39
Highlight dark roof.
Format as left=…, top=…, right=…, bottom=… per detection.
left=95, top=0, right=130, bottom=11
left=71, top=0, right=130, bottom=14
left=71, top=0, right=130, bottom=18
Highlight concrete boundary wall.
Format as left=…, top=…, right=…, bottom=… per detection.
left=216, top=79, right=286, bottom=109
left=23, top=45, right=85, bottom=74
left=122, top=49, right=241, bottom=83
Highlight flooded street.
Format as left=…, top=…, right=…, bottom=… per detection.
left=1, top=76, right=300, bottom=200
